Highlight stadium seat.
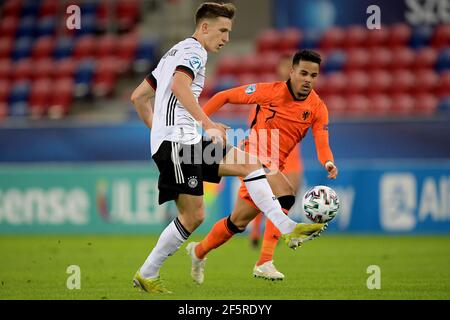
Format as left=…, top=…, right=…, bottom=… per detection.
left=2, top=0, right=23, bottom=17
left=8, top=81, right=30, bottom=106
left=390, top=93, right=415, bottom=115
left=322, top=72, right=346, bottom=95
left=366, top=70, right=392, bottom=94
left=13, top=58, right=33, bottom=82
left=414, top=93, right=439, bottom=115
left=437, top=96, right=450, bottom=113
left=76, top=13, right=97, bottom=36
left=117, top=33, right=139, bottom=72
left=21, top=0, right=41, bottom=17
left=235, top=54, right=260, bottom=75
left=16, top=15, right=36, bottom=38
left=32, top=58, right=54, bottom=80
left=31, top=36, right=55, bottom=60
left=259, top=72, right=279, bottom=83
left=278, top=28, right=302, bottom=52
left=390, top=70, right=415, bottom=94
left=53, top=37, right=74, bottom=60
left=0, top=16, right=19, bottom=39
left=133, top=37, right=158, bottom=73
left=214, top=75, right=238, bottom=93
left=0, top=102, right=7, bottom=120
left=344, top=48, right=370, bottom=71
left=431, top=24, right=450, bottom=49
left=344, top=71, right=369, bottom=96
left=319, top=27, right=345, bottom=51
left=435, top=48, right=450, bottom=71
left=216, top=55, right=239, bottom=76
left=257, top=29, right=280, bottom=53
left=387, top=23, right=411, bottom=48
left=435, top=70, right=450, bottom=98
left=414, top=69, right=439, bottom=95
left=96, top=35, right=117, bottom=58
left=368, top=47, right=392, bottom=70
left=116, top=0, right=140, bottom=32
left=323, top=94, right=346, bottom=116
left=74, top=59, right=95, bottom=98
left=258, top=52, right=281, bottom=74
left=409, top=25, right=433, bottom=48
left=36, top=16, right=57, bottom=37
left=343, top=25, right=366, bottom=48
left=0, top=38, right=13, bottom=59
left=301, top=29, right=321, bottom=49
left=39, top=0, right=59, bottom=18
left=49, top=77, right=74, bottom=118
left=93, top=57, right=119, bottom=98
left=346, top=94, right=370, bottom=116
left=12, top=37, right=33, bottom=61
left=0, top=59, right=12, bottom=80
left=29, top=78, right=52, bottom=118
left=54, top=58, right=77, bottom=79
left=322, top=50, right=346, bottom=73
left=368, top=94, right=392, bottom=116
left=0, top=80, right=11, bottom=103
left=96, top=0, right=110, bottom=33
left=390, top=47, right=415, bottom=70
left=236, top=73, right=258, bottom=86
left=73, top=36, right=96, bottom=60
left=366, top=25, right=389, bottom=48
left=413, top=47, right=437, bottom=70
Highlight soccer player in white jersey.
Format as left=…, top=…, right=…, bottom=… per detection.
left=130, top=2, right=326, bottom=294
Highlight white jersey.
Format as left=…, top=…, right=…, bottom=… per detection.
left=147, top=37, right=207, bottom=156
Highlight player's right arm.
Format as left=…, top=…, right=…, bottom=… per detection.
left=171, top=72, right=228, bottom=143
left=203, top=83, right=271, bottom=116
left=130, top=77, right=155, bottom=129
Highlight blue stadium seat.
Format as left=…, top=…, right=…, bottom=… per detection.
left=435, top=48, right=450, bottom=71
left=437, top=96, right=450, bottom=113
left=133, top=38, right=158, bottom=73
left=12, top=37, right=33, bottom=61
left=36, top=16, right=56, bottom=37
left=74, top=59, right=95, bottom=98
left=21, top=0, right=41, bottom=17
left=76, top=13, right=98, bottom=37
left=322, top=50, right=346, bottom=73
left=16, top=15, right=36, bottom=38
left=8, top=81, right=30, bottom=107
left=53, top=37, right=74, bottom=60
left=300, top=29, right=321, bottom=49
left=409, top=25, right=433, bottom=48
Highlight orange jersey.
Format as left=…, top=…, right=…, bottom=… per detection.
left=247, top=106, right=303, bottom=174
left=204, top=80, right=334, bottom=171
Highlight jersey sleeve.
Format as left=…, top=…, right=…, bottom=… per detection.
left=174, top=47, right=206, bottom=81
left=312, top=101, right=334, bottom=166
left=203, top=83, right=273, bottom=116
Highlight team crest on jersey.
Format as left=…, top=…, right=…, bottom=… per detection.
left=245, top=84, right=256, bottom=94
left=188, top=176, right=199, bottom=188
left=302, top=111, right=310, bottom=120
left=189, top=56, right=202, bottom=70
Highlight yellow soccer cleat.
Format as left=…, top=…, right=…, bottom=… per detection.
left=282, top=222, right=327, bottom=249
left=132, top=271, right=172, bottom=294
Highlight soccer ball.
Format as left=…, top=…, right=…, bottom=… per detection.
left=302, top=185, right=340, bottom=223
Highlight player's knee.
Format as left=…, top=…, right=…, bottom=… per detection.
left=278, top=195, right=296, bottom=211
left=239, top=157, right=263, bottom=177
left=191, top=209, right=205, bottom=228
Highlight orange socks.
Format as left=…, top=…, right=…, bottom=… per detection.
left=255, top=208, right=288, bottom=266
left=195, top=217, right=235, bottom=259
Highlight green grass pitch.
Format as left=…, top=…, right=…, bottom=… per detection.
left=0, top=234, right=449, bottom=300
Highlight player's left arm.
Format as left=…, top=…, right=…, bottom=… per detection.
left=312, top=102, right=338, bottom=179
left=131, top=77, right=156, bottom=129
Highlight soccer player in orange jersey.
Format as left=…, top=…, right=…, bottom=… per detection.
left=185, top=49, right=338, bottom=284
left=248, top=53, right=304, bottom=280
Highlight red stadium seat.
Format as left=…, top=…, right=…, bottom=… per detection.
left=369, top=94, right=392, bottom=116
left=13, top=59, right=33, bottom=82
left=435, top=70, right=450, bottom=98
left=390, top=70, right=415, bottom=94
left=257, top=29, right=280, bottom=53
left=96, top=35, right=117, bottom=58
left=96, top=0, right=110, bottom=32
left=117, top=33, right=138, bottom=72
left=116, top=0, right=140, bottom=32
left=319, top=27, right=345, bottom=51
left=258, top=52, right=281, bottom=75
left=278, top=28, right=302, bottom=52
left=413, top=47, right=438, bottom=70
left=0, top=80, right=11, bottom=103
left=235, top=54, right=260, bottom=75
left=323, top=94, right=346, bottom=116
left=73, top=36, right=96, bottom=60
left=366, top=70, right=392, bottom=95
left=49, top=78, right=74, bottom=118
left=54, top=58, right=76, bottom=79
left=0, top=38, right=13, bottom=60
left=29, top=78, right=52, bottom=118
left=344, top=48, right=370, bottom=71
left=258, top=72, right=279, bottom=83
left=0, top=102, right=7, bottom=120
left=414, top=94, right=439, bottom=115
left=0, top=59, right=12, bottom=81
left=2, top=0, right=23, bottom=17
left=387, top=23, right=412, bottom=48
left=346, top=94, right=370, bottom=116
left=414, top=69, right=439, bottom=95
left=321, top=72, right=346, bottom=95
left=93, top=56, right=119, bottom=97
left=344, top=70, right=369, bottom=95
left=390, top=93, right=415, bottom=115
left=366, top=25, right=389, bottom=48
left=0, top=16, right=19, bottom=39
left=390, top=47, right=415, bottom=70
left=31, top=36, right=55, bottom=60
left=343, top=25, right=366, bottom=48
left=368, top=48, right=392, bottom=70
left=431, top=24, right=450, bottom=49
left=216, top=55, right=240, bottom=76
left=236, top=73, right=259, bottom=86
left=39, top=0, right=59, bottom=17
left=32, top=58, right=54, bottom=80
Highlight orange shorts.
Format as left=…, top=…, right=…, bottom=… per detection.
left=238, top=144, right=303, bottom=209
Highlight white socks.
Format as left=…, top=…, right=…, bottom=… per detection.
left=140, top=217, right=190, bottom=279
left=243, top=168, right=297, bottom=234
